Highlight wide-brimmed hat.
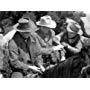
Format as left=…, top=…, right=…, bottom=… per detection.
left=66, top=18, right=80, bottom=33
left=16, top=18, right=38, bottom=32
left=36, top=15, right=56, bottom=28
left=69, top=23, right=80, bottom=33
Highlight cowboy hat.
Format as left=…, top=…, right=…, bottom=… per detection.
left=66, top=18, right=81, bottom=33
left=69, top=23, right=80, bottom=33
left=16, top=18, right=38, bottom=33
left=36, top=15, right=56, bottom=28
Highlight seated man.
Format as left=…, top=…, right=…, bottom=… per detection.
left=36, top=15, right=64, bottom=70
left=8, top=18, right=42, bottom=78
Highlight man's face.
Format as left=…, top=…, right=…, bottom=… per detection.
left=41, top=26, right=50, bottom=32
left=68, top=31, right=77, bottom=38
left=20, top=32, right=30, bottom=38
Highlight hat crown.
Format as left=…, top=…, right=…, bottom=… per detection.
left=36, top=15, right=56, bottom=28
left=66, top=18, right=80, bottom=33
left=18, top=18, right=29, bottom=23
left=17, top=18, right=38, bottom=32
left=40, top=16, right=52, bottom=25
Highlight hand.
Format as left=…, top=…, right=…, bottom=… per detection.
left=29, top=66, right=42, bottom=73
left=83, top=38, right=90, bottom=46
left=39, top=65, right=45, bottom=72
left=52, top=44, right=64, bottom=51
left=62, top=42, right=69, bottom=47
left=53, top=36, right=60, bottom=45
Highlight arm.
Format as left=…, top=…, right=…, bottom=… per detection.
left=36, top=38, right=64, bottom=54
left=53, top=31, right=65, bottom=44
left=67, top=40, right=82, bottom=53
left=37, top=43, right=53, bottom=54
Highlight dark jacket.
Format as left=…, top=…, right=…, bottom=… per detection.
left=8, top=32, right=31, bottom=70
left=8, top=29, right=54, bottom=70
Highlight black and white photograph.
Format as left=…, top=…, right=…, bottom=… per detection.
left=0, top=11, right=90, bottom=78
left=1, top=0, right=90, bottom=90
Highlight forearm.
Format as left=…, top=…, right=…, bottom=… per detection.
left=67, top=45, right=81, bottom=53
left=40, top=44, right=64, bottom=54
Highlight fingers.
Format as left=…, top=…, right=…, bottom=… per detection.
left=34, top=68, right=42, bottom=74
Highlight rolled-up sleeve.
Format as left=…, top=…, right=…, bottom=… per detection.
left=67, top=40, right=82, bottom=53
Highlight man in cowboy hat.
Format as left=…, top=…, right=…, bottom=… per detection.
left=71, top=11, right=90, bottom=38
left=8, top=17, right=42, bottom=78
left=62, top=18, right=90, bottom=61
left=61, top=18, right=83, bottom=58
left=35, top=15, right=64, bottom=71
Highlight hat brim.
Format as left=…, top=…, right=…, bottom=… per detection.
left=16, top=29, right=32, bottom=32
left=67, top=27, right=74, bottom=33
left=16, top=28, right=39, bottom=32
left=36, top=20, right=56, bottom=28
left=14, top=23, right=39, bottom=33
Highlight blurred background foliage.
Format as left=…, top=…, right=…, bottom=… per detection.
left=0, top=11, right=75, bottom=34
left=0, top=11, right=74, bottom=23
